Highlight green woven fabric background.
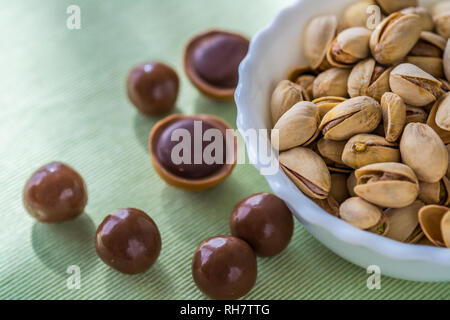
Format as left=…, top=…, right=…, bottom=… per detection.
left=1, top=0, right=449, bottom=300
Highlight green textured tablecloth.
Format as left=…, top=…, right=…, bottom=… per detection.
left=1, top=0, right=449, bottom=300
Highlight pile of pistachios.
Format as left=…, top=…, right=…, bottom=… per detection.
left=270, top=0, right=450, bottom=248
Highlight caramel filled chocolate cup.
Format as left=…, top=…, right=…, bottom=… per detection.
left=149, top=114, right=237, bottom=191
left=184, top=30, right=249, bottom=100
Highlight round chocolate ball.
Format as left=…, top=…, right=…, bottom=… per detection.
left=192, top=235, right=257, bottom=300
left=230, top=193, right=294, bottom=257
left=95, top=208, right=161, bottom=275
left=192, top=33, right=249, bottom=88
left=127, top=61, right=179, bottom=116
left=23, top=162, right=88, bottom=223
left=156, top=118, right=226, bottom=180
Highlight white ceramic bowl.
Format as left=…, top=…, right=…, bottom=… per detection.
left=235, top=0, right=450, bottom=281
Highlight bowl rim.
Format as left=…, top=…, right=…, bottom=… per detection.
left=234, top=0, right=450, bottom=267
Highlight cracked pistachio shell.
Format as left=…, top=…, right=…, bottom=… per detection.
left=330, top=173, right=350, bottom=204
left=432, top=2, right=450, bottom=39
left=443, top=210, right=450, bottom=247
left=370, top=12, right=421, bottom=65
left=287, top=66, right=316, bottom=99
left=419, top=176, right=450, bottom=206
left=385, top=200, right=424, bottom=243
left=312, top=196, right=340, bottom=216
left=355, top=162, right=419, bottom=208
left=435, top=92, right=450, bottom=131
left=406, top=105, right=427, bottom=124
left=317, top=138, right=349, bottom=173
left=405, top=56, right=444, bottom=80
left=375, top=0, right=417, bottom=14
left=327, top=27, right=372, bottom=68
left=304, top=15, right=338, bottom=70
left=341, top=1, right=376, bottom=29
left=418, top=205, right=449, bottom=247
left=271, top=80, right=308, bottom=125
left=445, top=40, right=450, bottom=82
left=381, top=92, right=406, bottom=142
left=279, top=147, right=331, bottom=199
left=312, top=68, right=350, bottom=99
left=401, top=7, right=434, bottom=31
left=339, top=197, right=388, bottom=235
left=390, top=63, right=443, bottom=107
left=400, top=123, right=448, bottom=183
left=347, top=171, right=358, bottom=197
left=342, top=134, right=400, bottom=169
left=348, top=58, right=392, bottom=101
left=271, top=101, right=319, bottom=151
left=427, top=94, right=450, bottom=144
left=312, top=96, right=346, bottom=120
left=319, top=96, right=381, bottom=141
left=447, top=144, right=450, bottom=179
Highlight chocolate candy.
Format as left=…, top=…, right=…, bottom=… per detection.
left=184, top=30, right=249, bottom=100
left=23, top=162, right=87, bottom=223
left=95, top=208, right=161, bottom=275
left=192, top=235, right=257, bottom=300
left=230, top=193, right=294, bottom=257
left=127, top=61, right=179, bottom=116
left=149, top=114, right=237, bottom=191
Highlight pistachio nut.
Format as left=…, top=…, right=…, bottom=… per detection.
left=401, top=7, right=434, bottom=32
left=327, top=27, right=372, bottom=68
left=400, top=123, right=448, bottom=183
left=271, top=101, right=319, bottom=151
left=271, top=80, right=308, bottom=125
left=370, top=12, right=421, bottom=65
left=447, top=144, right=450, bottom=179
left=312, top=196, right=340, bottom=217
left=317, top=138, right=350, bottom=173
left=405, top=105, right=427, bottom=124
left=304, top=15, right=338, bottom=70
left=390, top=63, right=443, bottom=107
left=418, top=204, right=450, bottom=247
left=279, top=147, right=331, bottom=199
left=330, top=173, right=350, bottom=204
left=427, top=94, right=450, bottom=144
left=385, top=200, right=424, bottom=243
left=312, top=96, right=346, bottom=120
left=319, top=96, right=382, bottom=140
left=348, top=58, right=392, bottom=101
left=381, top=92, right=406, bottom=142
left=346, top=171, right=358, bottom=197
left=419, top=176, right=450, bottom=206
left=342, top=134, right=400, bottom=169
left=312, top=68, right=350, bottom=99
left=341, top=1, right=376, bottom=29
left=431, top=2, right=450, bottom=39
left=445, top=40, right=450, bottom=82
left=339, top=197, right=389, bottom=235
left=375, top=0, right=417, bottom=14
left=435, top=92, right=450, bottom=131
left=354, top=162, right=419, bottom=208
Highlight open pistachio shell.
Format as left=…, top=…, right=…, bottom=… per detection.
left=304, top=15, right=338, bottom=70
left=339, top=197, right=388, bottom=235
left=342, top=134, right=400, bottom=169
left=435, top=92, right=450, bottom=131
left=355, top=162, right=419, bottom=208
left=400, top=123, right=448, bottom=183
left=341, top=1, right=376, bottom=29
left=346, top=171, right=358, bottom=197
left=279, top=147, right=331, bottom=199
left=405, top=56, right=443, bottom=80
left=390, top=63, right=443, bottom=107
left=271, top=101, right=319, bottom=151
left=401, top=7, right=434, bottom=31
left=405, top=105, right=427, bottom=124
left=271, top=80, right=308, bottom=125
left=375, top=0, right=417, bottom=14
left=418, top=204, right=449, bottom=247
left=327, top=27, right=371, bottom=68
left=370, top=12, right=421, bottom=65
left=312, top=96, right=346, bottom=120
left=330, top=173, right=350, bottom=204
left=442, top=211, right=450, bottom=248
left=381, top=92, right=406, bottom=142
left=419, top=176, right=450, bottom=206
left=427, top=94, right=450, bottom=144
left=317, top=138, right=347, bottom=166
left=313, top=68, right=350, bottom=99
left=319, top=96, right=381, bottom=141
left=385, top=200, right=424, bottom=243
left=445, top=40, right=450, bottom=82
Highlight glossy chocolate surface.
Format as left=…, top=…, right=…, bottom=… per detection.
left=127, top=61, right=179, bottom=116
left=192, top=235, right=257, bottom=300
left=95, top=208, right=161, bottom=275
left=192, top=33, right=249, bottom=88
left=156, top=118, right=226, bottom=179
left=230, top=193, right=294, bottom=257
left=23, top=162, right=87, bottom=223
